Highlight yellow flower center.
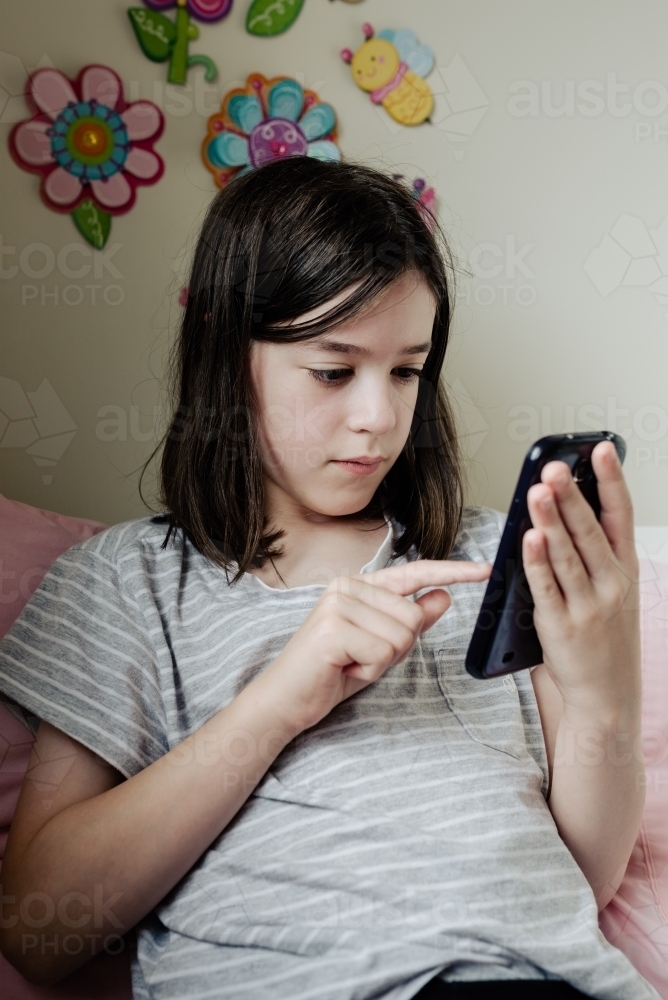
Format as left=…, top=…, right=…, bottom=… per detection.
left=72, top=121, right=109, bottom=157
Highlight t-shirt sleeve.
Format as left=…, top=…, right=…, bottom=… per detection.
left=0, top=544, right=169, bottom=779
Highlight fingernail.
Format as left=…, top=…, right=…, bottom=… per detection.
left=539, top=494, right=552, bottom=510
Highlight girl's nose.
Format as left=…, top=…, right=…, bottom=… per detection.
left=345, top=379, right=399, bottom=437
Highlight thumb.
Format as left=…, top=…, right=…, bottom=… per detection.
left=414, top=588, right=451, bottom=632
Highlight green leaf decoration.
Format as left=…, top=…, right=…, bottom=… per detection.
left=128, top=7, right=176, bottom=62
left=72, top=200, right=112, bottom=250
left=246, top=0, right=306, bottom=37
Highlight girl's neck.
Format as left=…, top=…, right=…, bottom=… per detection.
left=247, top=509, right=390, bottom=590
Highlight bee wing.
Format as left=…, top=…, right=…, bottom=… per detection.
left=392, top=28, right=434, bottom=78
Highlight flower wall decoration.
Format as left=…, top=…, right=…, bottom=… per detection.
left=392, top=173, right=437, bottom=232
left=128, top=0, right=233, bottom=85
left=9, top=65, right=164, bottom=249
left=202, top=73, right=341, bottom=189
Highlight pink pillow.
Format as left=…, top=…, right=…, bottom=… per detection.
left=0, top=495, right=132, bottom=999
left=0, top=493, right=108, bottom=644
left=0, top=710, right=35, bottom=859
left=0, top=492, right=109, bottom=857
left=599, top=556, right=668, bottom=998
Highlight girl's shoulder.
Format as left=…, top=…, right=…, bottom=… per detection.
left=30, top=516, right=194, bottom=619
left=52, top=515, right=196, bottom=592
left=65, top=514, right=179, bottom=565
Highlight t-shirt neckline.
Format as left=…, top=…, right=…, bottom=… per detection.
left=233, top=518, right=401, bottom=594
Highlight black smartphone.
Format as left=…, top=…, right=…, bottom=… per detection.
left=465, top=431, right=626, bottom=680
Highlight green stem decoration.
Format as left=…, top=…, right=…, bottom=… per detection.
left=128, top=2, right=218, bottom=86
left=168, top=5, right=191, bottom=85
left=186, top=53, right=217, bottom=82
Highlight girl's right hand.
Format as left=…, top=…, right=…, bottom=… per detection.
left=256, top=559, right=492, bottom=736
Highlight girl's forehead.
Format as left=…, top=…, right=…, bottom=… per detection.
left=277, top=269, right=433, bottom=331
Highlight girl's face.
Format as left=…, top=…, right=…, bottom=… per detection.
left=249, top=270, right=437, bottom=520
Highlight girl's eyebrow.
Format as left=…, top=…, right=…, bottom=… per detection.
left=307, top=338, right=432, bottom=356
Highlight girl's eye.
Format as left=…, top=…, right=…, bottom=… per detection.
left=308, top=369, right=351, bottom=384
left=394, top=368, right=420, bottom=382
left=307, top=368, right=421, bottom=386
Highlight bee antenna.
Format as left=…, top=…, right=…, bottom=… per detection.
left=362, top=23, right=374, bottom=39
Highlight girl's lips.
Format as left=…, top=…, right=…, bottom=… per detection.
left=332, top=459, right=383, bottom=476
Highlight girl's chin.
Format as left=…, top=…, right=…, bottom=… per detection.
left=263, top=467, right=380, bottom=519
left=296, top=490, right=378, bottom=520
left=306, top=501, right=375, bottom=518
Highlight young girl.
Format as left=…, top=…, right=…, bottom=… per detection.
left=0, top=158, right=656, bottom=1000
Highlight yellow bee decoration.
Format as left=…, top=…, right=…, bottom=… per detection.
left=341, top=24, right=434, bottom=126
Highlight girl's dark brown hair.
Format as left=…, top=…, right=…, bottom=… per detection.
left=141, top=156, right=466, bottom=584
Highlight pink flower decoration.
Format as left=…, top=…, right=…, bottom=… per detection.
left=392, top=173, right=437, bottom=233
left=9, top=65, right=164, bottom=215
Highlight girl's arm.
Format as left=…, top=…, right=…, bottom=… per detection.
left=523, top=440, right=644, bottom=912
left=530, top=662, right=643, bottom=910
left=0, top=677, right=300, bottom=986
left=0, top=556, right=490, bottom=986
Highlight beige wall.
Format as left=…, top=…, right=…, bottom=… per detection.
left=1, top=0, right=667, bottom=526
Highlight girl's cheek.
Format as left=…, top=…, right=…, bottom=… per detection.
left=397, top=384, right=421, bottom=425
left=260, top=397, right=330, bottom=446
left=303, top=401, right=337, bottom=446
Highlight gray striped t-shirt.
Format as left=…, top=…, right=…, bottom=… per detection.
left=0, top=507, right=659, bottom=1000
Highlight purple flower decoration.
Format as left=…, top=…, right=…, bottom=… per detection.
left=203, top=73, right=341, bottom=190
left=143, top=0, right=233, bottom=22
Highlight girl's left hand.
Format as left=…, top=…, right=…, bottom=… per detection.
left=523, top=440, right=641, bottom=716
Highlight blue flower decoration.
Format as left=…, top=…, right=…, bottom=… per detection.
left=203, top=74, right=341, bottom=187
